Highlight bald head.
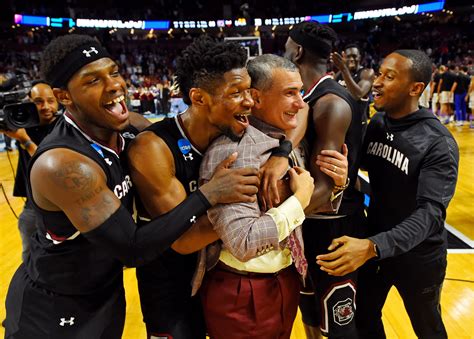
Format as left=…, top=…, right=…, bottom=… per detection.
left=29, top=82, right=59, bottom=125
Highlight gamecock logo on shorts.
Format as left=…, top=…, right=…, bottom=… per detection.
left=333, top=298, right=354, bottom=326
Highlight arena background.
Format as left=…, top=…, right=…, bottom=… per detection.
left=0, top=0, right=473, bottom=337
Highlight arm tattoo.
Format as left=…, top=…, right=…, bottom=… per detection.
left=54, top=161, right=96, bottom=192
left=102, top=194, right=114, bottom=206
left=81, top=206, right=93, bottom=226
left=53, top=161, right=106, bottom=206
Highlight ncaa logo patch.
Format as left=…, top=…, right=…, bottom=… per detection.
left=178, top=138, right=194, bottom=161
left=333, top=298, right=354, bottom=326
left=178, top=138, right=192, bottom=155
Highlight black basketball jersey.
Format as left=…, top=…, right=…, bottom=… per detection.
left=432, top=72, right=442, bottom=89
left=136, top=116, right=202, bottom=219
left=440, top=71, right=456, bottom=91
left=136, top=116, right=203, bottom=303
left=25, top=113, right=138, bottom=295
left=335, top=67, right=370, bottom=123
left=454, top=73, right=470, bottom=94
left=335, top=68, right=367, bottom=100
left=304, top=76, right=365, bottom=215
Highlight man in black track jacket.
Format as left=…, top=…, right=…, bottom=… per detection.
left=316, top=50, right=459, bottom=339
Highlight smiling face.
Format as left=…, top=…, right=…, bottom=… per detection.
left=61, top=57, right=129, bottom=132
left=205, top=68, right=254, bottom=141
left=345, top=47, right=361, bottom=72
left=29, top=83, right=59, bottom=125
left=372, top=53, right=421, bottom=115
left=253, top=68, right=305, bottom=131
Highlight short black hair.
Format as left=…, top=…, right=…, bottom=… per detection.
left=28, top=80, right=51, bottom=97
left=40, top=34, right=99, bottom=87
left=344, top=43, right=360, bottom=52
left=247, top=54, right=298, bottom=91
left=290, top=21, right=337, bottom=60
left=462, top=66, right=468, bottom=73
left=394, top=49, right=432, bottom=87
left=175, top=36, right=248, bottom=105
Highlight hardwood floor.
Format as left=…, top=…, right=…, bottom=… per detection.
left=0, top=124, right=472, bottom=338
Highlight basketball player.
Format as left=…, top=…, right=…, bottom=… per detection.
left=128, top=36, right=259, bottom=339
left=332, top=43, right=375, bottom=123
left=451, top=66, right=470, bottom=125
left=285, top=21, right=366, bottom=339
left=317, top=50, right=459, bottom=339
left=128, top=38, right=348, bottom=339
left=4, top=34, right=259, bottom=339
left=197, top=54, right=349, bottom=339
left=468, top=73, right=474, bottom=128
left=430, top=65, right=444, bottom=116
left=437, top=64, right=456, bottom=123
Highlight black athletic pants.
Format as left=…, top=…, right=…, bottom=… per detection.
left=5, top=264, right=125, bottom=339
left=356, top=252, right=448, bottom=339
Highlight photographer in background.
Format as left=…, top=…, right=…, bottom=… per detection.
left=1, top=80, right=59, bottom=261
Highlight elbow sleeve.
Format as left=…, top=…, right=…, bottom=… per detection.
left=83, top=189, right=211, bottom=267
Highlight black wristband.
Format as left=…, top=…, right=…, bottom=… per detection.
left=271, top=139, right=293, bottom=158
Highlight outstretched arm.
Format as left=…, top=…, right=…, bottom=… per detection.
left=127, top=131, right=260, bottom=254
left=127, top=131, right=216, bottom=254
left=30, top=147, right=210, bottom=266
left=316, top=136, right=459, bottom=276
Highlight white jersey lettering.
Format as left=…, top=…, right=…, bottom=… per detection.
left=189, top=180, right=198, bottom=193
left=367, top=142, right=409, bottom=175
left=113, top=175, right=133, bottom=199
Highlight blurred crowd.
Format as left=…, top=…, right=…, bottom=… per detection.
left=1, top=12, right=472, bottom=119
